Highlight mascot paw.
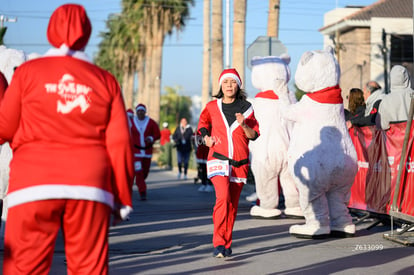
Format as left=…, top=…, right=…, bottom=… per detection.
left=330, top=224, right=355, bottom=238
left=289, top=224, right=330, bottom=239
left=250, top=205, right=282, bottom=219
left=283, top=207, right=304, bottom=219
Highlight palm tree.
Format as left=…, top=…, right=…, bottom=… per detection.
left=121, top=0, right=146, bottom=109
left=96, top=0, right=194, bottom=118
left=267, top=0, right=280, bottom=38
left=140, top=0, right=194, bottom=122
left=96, top=0, right=150, bottom=110
left=211, top=0, right=223, bottom=95
left=201, top=0, right=211, bottom=108
left=95, top=13, right=136, bottom=109
left=232, top=0, right=246, bottom=87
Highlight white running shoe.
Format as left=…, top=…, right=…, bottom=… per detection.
left=205, top=185, right=214, bottom=192
left=177, top=173, right=182, bottom=179
left=289, top=224, right=330, bottom=239
left=250, top=205, right=282, bottom=219
left=246, top=192, right=258, bottom=202
left=330, top=224, right=355, bottom=238
left=198, top=185, right=207, bottom=192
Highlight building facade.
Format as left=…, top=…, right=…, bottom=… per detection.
left=319, top=0, right=413, bottom=103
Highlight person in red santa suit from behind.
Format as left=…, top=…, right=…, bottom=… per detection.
left=0, top=71, right=7, bottom=224
left=0, top=4, right=134, bottom=274
left=160, top=122, right=172, bottom=146
left=198, top=68, right=260, bottom=258
left=0, top=71, right=7, bottom=101
left=126, top=108, right=135, bottom=127
left=130, top=104, right=161, bottom=200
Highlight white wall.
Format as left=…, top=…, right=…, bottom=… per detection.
left=322, top=8, right=362, bottom=46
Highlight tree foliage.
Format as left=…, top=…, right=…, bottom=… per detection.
left=159, top=86, right=192, bottom=130
left=293, top=83, right=306, bottom=101
left=94, top=0, right=194, bottom=119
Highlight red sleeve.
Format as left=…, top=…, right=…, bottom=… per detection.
left=150, top=119, right=161, bottom=141
left=0, top=71, right=9, bottom=144
left=246, top=111, right=260, bottom=137
left=197, top=104, right=212, bottom=135
left=105, top=76, right=134, bottom=208
left=0, top=69, right=22, bottom=142
left=0, top=71, right=8, bottom=102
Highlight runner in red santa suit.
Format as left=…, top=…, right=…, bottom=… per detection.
left=130, top=103, right=161, bottom=200
left=192, top=132, right=214, bottom=192
left=160, top=122, right=171, bottom=146
left=0, top=71, right=7, bottom=226
left=0, top=4, right=134, bottom=274
left=126, top=108, right=135, bottom=128
left=198, top=68, right=260, bottom=258
left=0, top=71, right=7, bottom=101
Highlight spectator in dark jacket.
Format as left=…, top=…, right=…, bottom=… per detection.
left=173, top=118, right=193, bottom=180
left=348, top=81, right=384, bottom=128
left=345, top=88, right=365, bottom=121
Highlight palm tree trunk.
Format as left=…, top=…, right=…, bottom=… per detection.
left=267, top=0, right=280, bottom=38
left=121, top=55, right=133, bottom=109
left=126, top=68, right=135, bottom=109
left=142, top=46, right=153, bottom=110
left=211, top=0, right=223, bottom=95
left=142, top=5, right=155, bottom=110
left=232, top=0, right=246, bottom=87
left=149, top=23, right=164, bottom=123
left=202, top=0, right=211, bottom=108
left=136, top=52, right=145, bottom=107
left=121, top=72, right=131, bottom=108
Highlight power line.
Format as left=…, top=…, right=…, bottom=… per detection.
left=6, top=41, right=381, bottom=49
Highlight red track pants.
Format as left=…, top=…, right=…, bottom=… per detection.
left=134, top=157, right=151, bottom=195
left=3, top=199, right=111, bottom=275
left=211, top=176, right=244, bottom=248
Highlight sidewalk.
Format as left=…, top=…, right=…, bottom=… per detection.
left=3, top=165, right=414, bottom=274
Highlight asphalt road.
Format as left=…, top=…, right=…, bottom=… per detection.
left=2, top=165, right=414, bottom=274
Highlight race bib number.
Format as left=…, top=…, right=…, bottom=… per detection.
left=134, top=161, right=142, bottom=171
left=207, top=159, right=229, bottom=178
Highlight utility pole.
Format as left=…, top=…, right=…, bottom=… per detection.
left=267, top=0, right=280, bottom=38
left=382, top=28, right=389, bottom=93
left=0, top=15, right=17, bottom=45
left=225, top=0, right=230, bottom=68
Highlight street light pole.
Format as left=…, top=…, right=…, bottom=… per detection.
left=0, top=15, right=17, bottom=45
left=225, top=0, right=230, bottom=68
left=0, top=15, right=17, bottom=28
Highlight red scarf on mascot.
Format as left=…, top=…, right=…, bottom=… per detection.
left=255, top=90, right=279, bottom=99
left=306, top=85, right=343, bottom=104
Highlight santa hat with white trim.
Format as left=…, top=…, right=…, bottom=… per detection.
left=218, top=68, right=242, bottom=87
left=135, top=103, right=146, bottom=112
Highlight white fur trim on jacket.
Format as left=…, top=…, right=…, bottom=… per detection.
left=44, top=44, right=92, bottom=63
left=6, top=184, right=114, bottom=209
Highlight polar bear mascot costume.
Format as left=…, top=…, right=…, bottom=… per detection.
left=282, top=47, right=357, bottom=239
left=249, top=54, right=302, bottom=219
left=0, top=45, right=27, bottom=237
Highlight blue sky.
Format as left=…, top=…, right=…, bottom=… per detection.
left=1, top=0, right=376, bottom=98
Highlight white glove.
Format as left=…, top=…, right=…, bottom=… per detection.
left=119, top=205, right=133, bottom=221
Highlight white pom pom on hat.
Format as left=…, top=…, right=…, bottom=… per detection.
left=218, top=68, right=242, bottom=87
